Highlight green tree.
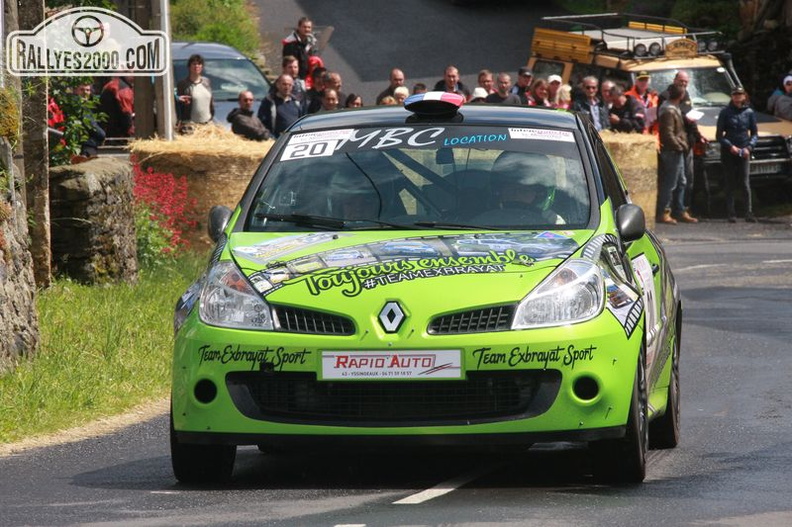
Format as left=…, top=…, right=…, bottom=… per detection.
left=170, top=0, right=262, bottom=57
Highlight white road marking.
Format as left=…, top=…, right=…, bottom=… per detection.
left=334, top=524, right=367, bottom=527
left=393, top=465, right=496, bottom=505
left=675, top=264, right=729, bottom=272
left=762, top=259, right=792, bottom=264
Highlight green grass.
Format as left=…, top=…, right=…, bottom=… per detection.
left=0, top=251, right=208, bottom=444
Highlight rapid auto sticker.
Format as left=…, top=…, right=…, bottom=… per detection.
left=321, top=349, right=462, bottom=380
left=235, top=232, right=581, bottom=296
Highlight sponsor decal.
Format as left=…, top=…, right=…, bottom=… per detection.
left=6, top=7, right=168, bottom=77
left=236, top=233, right=580, bottom=297
left=233, top=233, right=346, bottom=264
left=277, top=126, right=573, bottom=161
left=509, top=128, right=575, bottom=143
left=321, top=349, right=462, bottom=380
left=294, top=250, right=518, bottom=297
left=198, top=344, right=311, bottom=371
left=442, top=133, right=508, bottom=146
left=472, top=344, right=596, bottom=370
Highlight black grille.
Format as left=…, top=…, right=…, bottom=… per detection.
left=273, top=306, right=354, bottom=335
left=226, top=370, right=561, bottom=426
left=753, top=136, right=789, bottom=161
left=428, top=305, right=515, bottom=334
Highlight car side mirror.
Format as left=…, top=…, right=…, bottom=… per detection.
left=616, top=203, right=646, bottom=243
left=208, top=205, right=232, bottom=242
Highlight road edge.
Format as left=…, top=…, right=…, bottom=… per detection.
left=0, top=398, right=169, bottom=457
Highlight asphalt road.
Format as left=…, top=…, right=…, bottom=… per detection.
left=4, top=3, right=792, bottom=525
left=2, top=217, right=792, bottom=527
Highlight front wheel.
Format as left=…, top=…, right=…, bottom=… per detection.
left=590, top=355, right=648, bottom=484
left=650, top=324, right=681, bottom=449
left=170, top=409, right=236, bottom=484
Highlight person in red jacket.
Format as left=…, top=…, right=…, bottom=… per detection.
left=282, top=17, right=317, bottom=81
left=626, top=71, right=658, bottom=134
left=99, top=75, right=134, bottom=137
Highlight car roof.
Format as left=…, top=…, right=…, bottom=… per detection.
left=171, top=41, right=249, bottom=60
left=289, top=104, right=582, bottom=132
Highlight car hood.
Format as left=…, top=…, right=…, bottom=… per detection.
left=227, top=230, right=594, bottom=310
left=692, top=107, right=792, bottom=140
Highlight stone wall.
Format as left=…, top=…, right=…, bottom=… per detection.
left=0, top=196, right=39, bottom=369
left=49, top=157, right=138, bottom=284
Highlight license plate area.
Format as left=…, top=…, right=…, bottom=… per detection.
left=321, top=350, right=462, bottom=380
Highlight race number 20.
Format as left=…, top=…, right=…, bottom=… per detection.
left=280, top=140, right=339, bottom=161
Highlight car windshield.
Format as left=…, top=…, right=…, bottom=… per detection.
left=173, top=58, right=271, bottom=101
left=246, top=125, right=591, bottom=231
left=646, top=67, right=733, bottom=107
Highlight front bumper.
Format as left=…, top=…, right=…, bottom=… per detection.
left=172, top=310, right=643, bottom=444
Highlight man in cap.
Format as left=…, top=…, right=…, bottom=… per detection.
left=716, top=86, right=758, bottom=223
left=626, top=70, right=658, bottom=133
left=767, top=73, right=792, bottom=120
left=547, top=74, right=564, bottom=108
left=510, top=67, right=533, bottom=104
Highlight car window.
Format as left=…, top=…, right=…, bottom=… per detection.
left=246, top=126, right=592, bottom=231
left=531, top=60, right=565, bottom=79
left=593, top=137, right=627, bottom=209
left=173, top=58, right=271, bottom=101
left=644, top=67, right=732, bottom=106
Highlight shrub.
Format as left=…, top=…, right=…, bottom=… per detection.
left=132, top=163, right=197, bottom=266
left=170, top=0, right=261, bottom=57
left=46, top=76, right=104, bottom=167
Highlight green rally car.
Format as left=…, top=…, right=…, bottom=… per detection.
left=171, top=92, right=682, bottom=484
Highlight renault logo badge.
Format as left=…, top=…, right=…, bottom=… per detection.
left=378, top=301, right=405, bottom=333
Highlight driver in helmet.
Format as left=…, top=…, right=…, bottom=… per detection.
left=475, top=152, right=564, bottom=225
left=328, top=173, right=381, bottom=220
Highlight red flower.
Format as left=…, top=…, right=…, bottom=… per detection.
left=132, top=162, right=198, bottom=253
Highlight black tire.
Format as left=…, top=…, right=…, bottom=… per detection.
left=650, top=325, right=681, bottom=449
left=590, top=354, right=648, bottom=484
left=170, top=410, right=236, bottom=484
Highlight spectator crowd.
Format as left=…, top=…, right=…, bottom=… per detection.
left=48, top=14, right=792, bottom=224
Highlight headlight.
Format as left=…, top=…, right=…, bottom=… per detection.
left=199, top=261, right=274, bottom=330
left=705, top=141, right=720, bottom=159
left=174, top=278, right=203, bottom=334
left=512, top=259, right=604, bottom=329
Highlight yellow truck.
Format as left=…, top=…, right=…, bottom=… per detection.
left=527, top=13, right=792, bottom=206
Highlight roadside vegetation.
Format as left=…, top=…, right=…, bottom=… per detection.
left=0, top=164, right=206, bottom=444
left=0, top=253, right=206, bottom=443
left=170, top=0, right=262, bottom=58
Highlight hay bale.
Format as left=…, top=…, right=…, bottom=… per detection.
left=129, top=125, right=273, bottom=247
left=600, top=131, right=658, bottom=229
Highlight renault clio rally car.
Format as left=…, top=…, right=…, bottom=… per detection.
left=171, top=92, right=682, bottom=484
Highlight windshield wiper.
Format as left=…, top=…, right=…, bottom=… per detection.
left=255, top=213, right=420, bottom=230
left=412, top=221, right=497, bottom=230
left=255, top=213, right=347, bottom=230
